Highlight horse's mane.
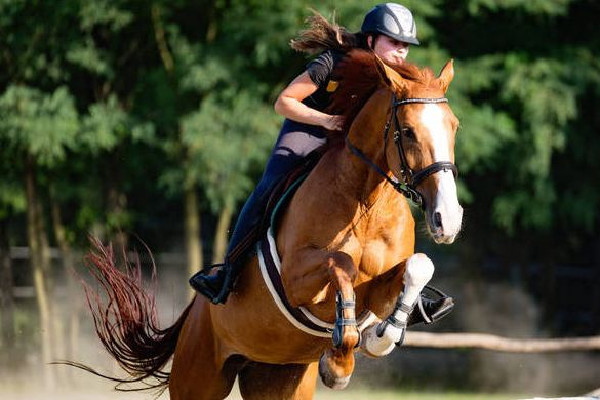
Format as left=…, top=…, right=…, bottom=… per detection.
left=327, top=49, right=440, bottom=141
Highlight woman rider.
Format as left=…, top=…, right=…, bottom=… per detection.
left=190, top=3, right=454, bottom=325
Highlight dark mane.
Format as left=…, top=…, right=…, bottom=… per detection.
left=327, top=50, right=381, bottom=136
left=327, top=50, right=440, bottom=142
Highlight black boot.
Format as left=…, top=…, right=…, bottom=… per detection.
left=407, top=285, right=455, bottom=326
left=189, top=264, right=229, bottom=304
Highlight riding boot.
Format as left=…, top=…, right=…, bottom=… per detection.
left=407, top=285, right=455, bottom=326
left=189, top=245, right=251, bottom=304
left=212, top=254, right=249, bottom=304
left=189, top=188, right=267, bottom=304
left=189, top=266, right=227, bottom=304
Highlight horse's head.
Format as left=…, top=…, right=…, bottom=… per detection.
left=375, top=59, right=463, bottom=244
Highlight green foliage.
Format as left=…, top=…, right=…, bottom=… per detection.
left=0, top=181, right=25, bottom=218
left=0, top=85, right=79, bottom=166
left=465, top=0, right=573, bottom=15
left=0, top=0, right=597, bottom=258
left=80, top=95, right=155, bottom=153
left=181, top=89, right=280, bottom=211
left=69, top=0, right=135, bottom=79
left=67, top=39, right=115, bottom=78
left=429, top=0, right=599, bottom=237
left=78, top=1, right=133, bottom=31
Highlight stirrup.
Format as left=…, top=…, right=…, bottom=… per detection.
left=410, top=285, right=454, bottom=326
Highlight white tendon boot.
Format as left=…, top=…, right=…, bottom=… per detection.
left=361, top=253, right=435, bottom=357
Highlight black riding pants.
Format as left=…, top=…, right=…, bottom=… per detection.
left=226, top=119, right=326, bottom=259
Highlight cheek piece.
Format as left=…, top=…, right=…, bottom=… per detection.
left=345, top=95, right=458, bottom=209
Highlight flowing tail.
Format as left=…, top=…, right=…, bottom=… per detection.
left=75, top=237, right=192, bottom=391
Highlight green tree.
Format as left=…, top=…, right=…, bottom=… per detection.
left=0, top=85, right=79, bottom=388
left=425, top=0, right=600, bottom=333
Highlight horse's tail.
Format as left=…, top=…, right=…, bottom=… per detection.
left=75, top=237, right=192, bottom=391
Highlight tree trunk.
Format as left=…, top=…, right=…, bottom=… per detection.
left=49, top=188, right=79, bottom=381
left=25, top=155, right=56, bottom=389
left=212, top=199, right=233, bottom=264
left=34, top=180, right=63, bottom=370
left=184, top=185, right=203, bottom=298
left=0, top=219, right=15, bottom=360
left=105, top=152, right=128, bottom=262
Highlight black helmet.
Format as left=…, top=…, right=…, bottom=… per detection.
left=361, top=3, right=419, bottom=45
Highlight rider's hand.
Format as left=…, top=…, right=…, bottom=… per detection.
left=322, top=115, right=345, bottom=131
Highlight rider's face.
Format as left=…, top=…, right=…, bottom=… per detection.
left=370, top=35, right=410, bottom=66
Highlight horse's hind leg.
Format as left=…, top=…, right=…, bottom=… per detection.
left=318, top=251, right=360, bottom=390
left=238, top=361, right=319, bottom=400
left=170, top=297, right=239, bottom=400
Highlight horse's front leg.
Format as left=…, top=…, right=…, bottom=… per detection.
left=317, top=251, right=360, bottom=390
left=361, top=253, right=434, bottom=357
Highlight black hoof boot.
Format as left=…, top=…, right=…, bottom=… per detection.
left=189, top=266, right=227, bottom=304
left=407, top=285, right=455, bottom=326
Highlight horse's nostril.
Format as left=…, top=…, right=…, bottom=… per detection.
left=434, top=212, right=443, bottom=229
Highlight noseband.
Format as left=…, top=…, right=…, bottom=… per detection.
left=346, top=95, right=458, bottom=209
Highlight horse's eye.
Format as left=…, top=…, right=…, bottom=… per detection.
left=402, top=127, right=415, bottom=140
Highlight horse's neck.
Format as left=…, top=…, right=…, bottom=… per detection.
left=276, top=89, right=413, bottom=299
left=337, top=89, right=394, bottom=203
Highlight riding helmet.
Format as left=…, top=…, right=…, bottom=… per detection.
left=361, top=3, right=419, bottom=45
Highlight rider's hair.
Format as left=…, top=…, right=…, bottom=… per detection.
left=290, top=11, right=369, bottom=54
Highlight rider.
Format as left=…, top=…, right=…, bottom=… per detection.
left=190, top=3, right=454, bottom=325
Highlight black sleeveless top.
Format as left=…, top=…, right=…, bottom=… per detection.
left=303, top=49, right=345, bottom=112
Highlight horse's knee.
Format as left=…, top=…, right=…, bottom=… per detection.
left=327, top=251, right=357, bottom=286
left=404, top=253, right=434, bottom=288
left=401, top=253, right=435, bottom=307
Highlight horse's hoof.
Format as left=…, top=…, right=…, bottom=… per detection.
left=359, top=323, right=397, bottom=358
left=318, top=354, right=351, bottom=390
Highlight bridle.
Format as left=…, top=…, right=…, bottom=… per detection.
left=346, top=94, right=458, bottom=209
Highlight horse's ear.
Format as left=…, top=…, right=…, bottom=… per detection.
left=373, top=55, right=407, bottom=94
left=437, top=59, right=454, bottom=93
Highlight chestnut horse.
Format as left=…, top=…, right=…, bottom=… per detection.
left=83, top=50, right=462, bottom=399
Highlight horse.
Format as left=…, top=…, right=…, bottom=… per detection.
left=82, top=49, right=462, bottom=400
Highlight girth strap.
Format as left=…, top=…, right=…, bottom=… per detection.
left=257, top=227, right=378, bottom=338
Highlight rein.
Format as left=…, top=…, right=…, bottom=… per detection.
left=346, top=95, right=458, bottom=209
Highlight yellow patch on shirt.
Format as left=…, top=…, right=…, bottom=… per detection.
left=326, top=80, right=339, bottom=92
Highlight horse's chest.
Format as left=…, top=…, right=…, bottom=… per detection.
left=360, top=239, right=396, bottom=272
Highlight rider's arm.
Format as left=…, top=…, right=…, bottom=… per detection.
left=274, top=71, right=343, bottom=131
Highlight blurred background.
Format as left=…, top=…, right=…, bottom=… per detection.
left=1, top=0, right=599, bottom=398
